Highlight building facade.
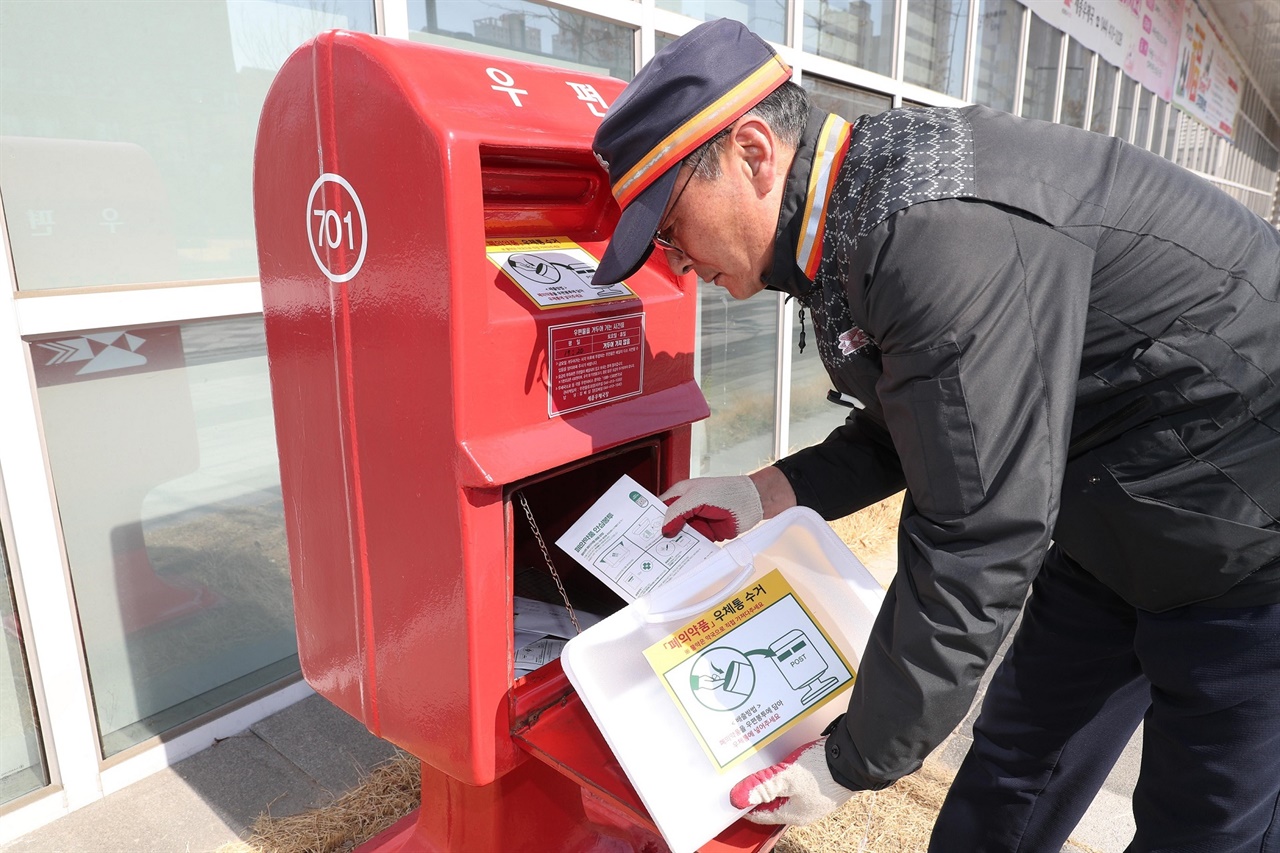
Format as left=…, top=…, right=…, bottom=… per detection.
left=1, top=0, right=1278, bottom=839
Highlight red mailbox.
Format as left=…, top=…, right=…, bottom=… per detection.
left=253, top=31, right=780, bottom=852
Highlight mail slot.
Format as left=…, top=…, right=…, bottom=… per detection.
left=253, top=30, right=781, bottom=852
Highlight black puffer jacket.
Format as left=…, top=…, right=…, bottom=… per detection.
left=767, top=104, right=1280, bottom=791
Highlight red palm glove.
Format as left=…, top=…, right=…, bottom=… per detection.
left=660, top=476, right=763, bottom=541
left=729, top=738, right=854, bottom=826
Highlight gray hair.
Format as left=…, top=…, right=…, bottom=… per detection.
left=689, top=81, right=809, bottom=179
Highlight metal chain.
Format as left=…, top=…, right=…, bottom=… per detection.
left=516, top=490, right=582, bottom=635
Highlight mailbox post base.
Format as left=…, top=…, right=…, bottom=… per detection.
left=357, top=758, right=669, bottom=852
left=357, top=759, right=783, bottom=853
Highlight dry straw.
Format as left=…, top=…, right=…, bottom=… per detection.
left=777, top=760, right=954, bottom=853
left=218, top=752, right=419, bottom=853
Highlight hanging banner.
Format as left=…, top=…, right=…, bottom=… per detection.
left=1033, top=0, right=1180, bottom=99
left=1032, top=0, right=1241, bottom=140
left=1122, top=0, right=1185, bottom=101
left=1172, top=0, right=1242, bottom=139
left=1033, top=0, right=1132, bottom=69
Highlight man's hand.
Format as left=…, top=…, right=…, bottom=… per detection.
left=729, top=738, right=853, bottom=826
left=660, top=476, right=763, bottom=540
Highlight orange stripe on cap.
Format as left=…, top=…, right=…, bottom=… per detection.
left=612, top=55, right=792, bottom=207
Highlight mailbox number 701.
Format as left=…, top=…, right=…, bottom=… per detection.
left=312, top=207, right=357, bottom=251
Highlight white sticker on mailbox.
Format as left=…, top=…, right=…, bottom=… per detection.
left=486, top=238, right=634, bottom=309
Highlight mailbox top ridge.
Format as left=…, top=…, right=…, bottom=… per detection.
left=297, top=29, right=628, bottom=145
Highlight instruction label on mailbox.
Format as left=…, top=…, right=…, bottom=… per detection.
left=547, top=313, right=644, bottom=416
left=643, top=568, right=854, bottom=772
left=487, top=237, right=635, bottom=308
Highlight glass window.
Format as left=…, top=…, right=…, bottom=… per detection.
left=695, top=284, right=779, bottom=476
left=1134, top=86, right=1153, bottom=149
left=0, top=0, right=375, bottom=292
left=33, top=317, right=296, bottom=756
left=1022, top=13, right=1060, bottom=121
left=1, top=536, right=47, bottom=804
left=804, top=0, right=895, bottom=78
left=802, top=76, right=893, bottom=122
left=903, top=0, right=969, bottom=99
left=786, top=309, right=847, bottom=455
left=1060, top=38, right=1091, bottom=128
left=1115, top=77, right=1136, bottom=142
left=972, top=0, right=1021, bottom=113
left=661, top=1, right=786, bottom=45
left=1091, top=60, right=1118, bottom=134
left=409, top=1, right=634, bottom=80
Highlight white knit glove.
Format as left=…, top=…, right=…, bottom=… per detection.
left=729, top=738, right=854, bottom=826
left=660, top=475, right=764, bottom=541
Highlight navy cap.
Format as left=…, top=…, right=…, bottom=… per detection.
left=591, top=18, right=792, bottom=285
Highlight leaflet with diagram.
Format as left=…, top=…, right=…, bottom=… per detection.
left=555, top=475, right=721, bottom=602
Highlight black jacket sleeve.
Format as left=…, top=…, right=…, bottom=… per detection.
left=775, top=412, right=905, bottom=519
left=815, top=198, right=1094, bottom=790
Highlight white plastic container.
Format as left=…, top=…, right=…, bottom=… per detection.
left=561, top=507, right=886, bottom=853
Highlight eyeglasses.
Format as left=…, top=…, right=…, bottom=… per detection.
left=652, top=147, right=707, bottom=256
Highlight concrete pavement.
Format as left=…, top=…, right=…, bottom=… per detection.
left=0, top=692, right=402, bottom=853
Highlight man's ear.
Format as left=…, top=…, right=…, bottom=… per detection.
left=730, top=116, right=780, bottom=195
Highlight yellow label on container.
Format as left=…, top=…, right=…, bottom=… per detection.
left=643, top=567, right=855, bottom=772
